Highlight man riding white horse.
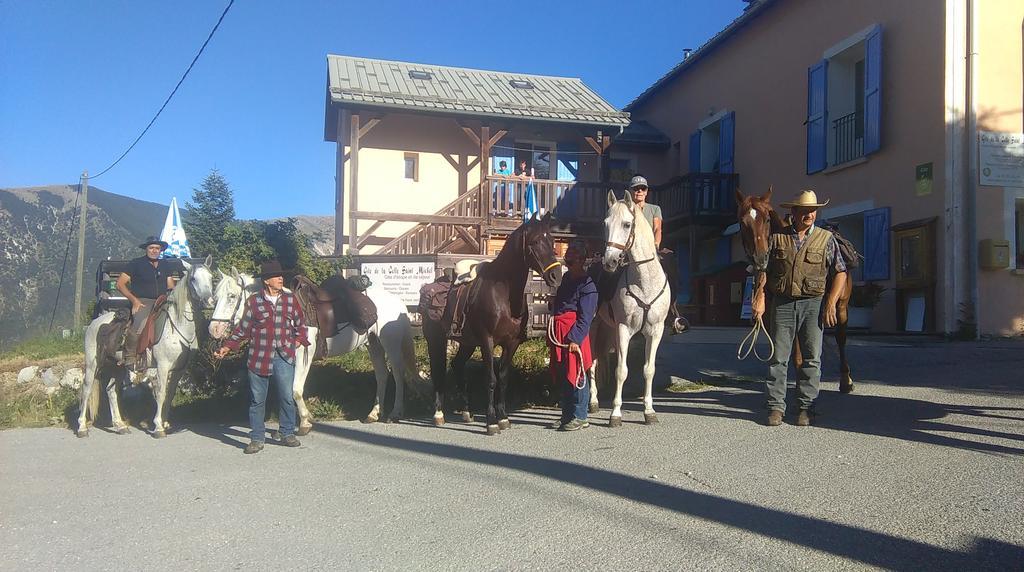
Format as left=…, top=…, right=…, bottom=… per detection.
left=116, top=236, right=183, bottom=371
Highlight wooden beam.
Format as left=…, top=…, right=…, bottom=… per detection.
left=487, top=129, right=507, bottom=148
left=356, top=220, right=386, bottom=249
left=453, top=226, right=480, bottom=252
left=353, top=211, right=481, bottom=225
left=442, top=153, right=460, bottom=171
left=334, top=110, right=348, bottom=255
left=461, top=126, right=481, bottom=147
left=467, top=156, right=480, bottom=171
left=349, top=113, right=361, bottom=254
left=584, top=136, right=603, bottom=155
left=358, top=117, right=380, bottom=139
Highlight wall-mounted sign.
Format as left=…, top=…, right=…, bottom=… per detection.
left=915, top=162, right=933, bottom=196
left=979, top=131, right=1024, bottom=188
left=360, top=261, right=436, bottom=306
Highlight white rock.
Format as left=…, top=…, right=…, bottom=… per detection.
left=41, top=368, right=61, bottom=388
left=61, top=368, right=84, bottom=390
left=43, top=386, right=59, bottom=396
left=17, top=366, right=39, bottom=384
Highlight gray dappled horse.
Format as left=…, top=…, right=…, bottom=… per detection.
left=77, top=257, right=215, bottom=438
left=587, top=191, right=671, bottom=426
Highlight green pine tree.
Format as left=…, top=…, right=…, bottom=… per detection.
left=184, top=169, right=235, bottom=258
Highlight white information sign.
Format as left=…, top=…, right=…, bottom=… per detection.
left=979, top=131, right=1024, bottom=188
left=361, top=261, right=436, bottom=306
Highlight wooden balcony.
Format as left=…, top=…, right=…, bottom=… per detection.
left=366, top=173, right=740, bottom=256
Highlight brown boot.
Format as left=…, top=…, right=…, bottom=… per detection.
left=767, top=410, right=783, bottom=426
left=796, top=410, right=812, bottom=426
left=122, top=330, right=146, bottom=374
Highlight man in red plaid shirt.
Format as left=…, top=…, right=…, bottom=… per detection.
left=214, top=260, right=309, bottom=454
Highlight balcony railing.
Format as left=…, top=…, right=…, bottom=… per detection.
left=485, top=173, right=739, bottom=224
left=833, top=111, right=864, bottom=166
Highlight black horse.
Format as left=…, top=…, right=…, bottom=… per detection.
left=424, top=213, right=562, bottom=435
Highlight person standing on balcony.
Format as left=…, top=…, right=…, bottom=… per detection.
left=629, top=175, right=687, bottom=334
left=515, top=159, right=534, bottom=218
left=750, top=190, right=847, bottom=427
left=493, top=160, right=512, bottom=217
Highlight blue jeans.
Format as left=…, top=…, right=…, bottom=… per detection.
left=559, top=368, right=590, bottom=422
left=767, top=295, right=824, bottom=412
left=248, top=353, right=297, bottom=442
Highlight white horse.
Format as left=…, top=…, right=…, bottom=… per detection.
left=589, top=190, right=671, bottom=426
left=77, top=258, right=215, bottom=438
left=208, top=268, right=423, bottom=433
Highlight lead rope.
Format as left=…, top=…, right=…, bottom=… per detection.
left=547, top=318, right=587, bottom=390
left=737, top=272, right=775, bottom=362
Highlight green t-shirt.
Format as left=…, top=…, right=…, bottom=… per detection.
left=641, top=203, right=662, bottom=228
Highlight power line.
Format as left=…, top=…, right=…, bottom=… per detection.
left=90, top=0, right=236, bottom=180
left=49, top=182, right=82, bottom=331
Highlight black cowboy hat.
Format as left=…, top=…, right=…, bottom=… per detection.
left=258, top=260, right=293, bottom=279
left=138, top=236, right=169, bottom=250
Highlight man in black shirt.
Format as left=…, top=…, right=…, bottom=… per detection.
left=116, top=236, right=181, bottom=370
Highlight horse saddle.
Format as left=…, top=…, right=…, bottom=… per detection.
left=136, top=294, right=169, bottom=355
left=97, top=310, right=131, bottom=367
left=295, top=274, right=378, bottom=360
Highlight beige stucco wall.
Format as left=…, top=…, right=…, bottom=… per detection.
left=336, top=110, right=611, bottom=253
left=974, top=0, right=1024, bottom=336
left=628, top=0, right=949, bottom=331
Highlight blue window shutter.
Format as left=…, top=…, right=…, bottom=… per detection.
left=555, top=142, right=578, bottom=181
left=806, top=59, right=828, bottom=174
left=716, top=237, right=732, bottom=266
left=688, top=130, right=701, bottom=173
left=864, top=25, right=883, bottom=155
left=677, top=245, right=691, bottom=303
left=718, top=111, right=735, bottom=174
left=862, top=207, right=890, bottom=280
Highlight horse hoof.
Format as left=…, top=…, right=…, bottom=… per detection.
left=609, top=416, right=623, bottom=428
left=153, top=430, right=166, bottom=439
left=385, top=417, right=400, bottom=424
left=461, top=411, right=472, bottom=423
left=498, top=419, right=511, bottom=430
left=115, top=427, right=131, bottom=435
left=588, top=403, right=600, bottom=414
left=644, top=413, right=659, bottom=425
left=433, top=416, right=445, bottom=427
left=76, top=430, right=89, bottom=438
left=486, top=424, right=500, bottom=436
left=362, top=416, right=378, bottom=424
left=296, top=425, right=312, bottom=436
left=840, top=382, right=854, bottom=394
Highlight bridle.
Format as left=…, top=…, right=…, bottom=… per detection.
left=606, top=201, right=666, bottom=324
left=210, top=275, right=246, bottom=325
left=522, top=225, right=561, bottom=278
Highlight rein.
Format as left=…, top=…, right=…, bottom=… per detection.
left=546, top=318, right=586, bottom=390
left=611, top=204, right=667, bottom=326
left=736, top=271, right=775, bottom=362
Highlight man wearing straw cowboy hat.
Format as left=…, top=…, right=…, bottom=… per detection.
left=751, top=190, right=847, bottom=427
left=115, top=235, right=182, bottom=371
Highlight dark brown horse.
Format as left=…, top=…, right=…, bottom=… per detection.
left=735, top=188, right=855, bottom=393
left=423, top=213, right=562, bottom=435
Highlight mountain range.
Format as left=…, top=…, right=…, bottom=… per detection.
left=0, top=185, right=332, bottom=348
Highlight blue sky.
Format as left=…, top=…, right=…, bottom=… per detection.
left=1, top=0, right=743, bottom=219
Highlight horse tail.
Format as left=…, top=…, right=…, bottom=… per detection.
left=87, top=371, right=101, bottom=422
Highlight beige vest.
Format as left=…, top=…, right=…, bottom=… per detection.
left=766, top=227, right=833, bottom=298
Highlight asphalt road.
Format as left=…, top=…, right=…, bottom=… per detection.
left=2, top=328, right=1022, bottom=571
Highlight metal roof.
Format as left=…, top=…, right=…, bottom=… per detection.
left=326, top=55, right=630, bottom=127
left=625, top=0, right=777, bottom=112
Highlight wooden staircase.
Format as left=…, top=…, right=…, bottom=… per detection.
left=376, top=184, right=485, bottom=256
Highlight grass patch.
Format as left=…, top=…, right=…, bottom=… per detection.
left=0, top=332, right=83, bottom=363
left=0, top=383, right=78, bottom=429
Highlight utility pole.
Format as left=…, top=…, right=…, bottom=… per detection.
left=72, top=171, right=88, bottom=331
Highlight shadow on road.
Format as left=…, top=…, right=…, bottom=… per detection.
left=307, top=422, right=1022, bottom=571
